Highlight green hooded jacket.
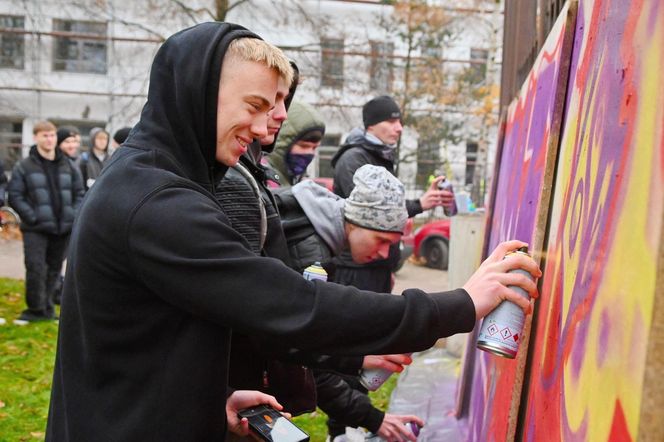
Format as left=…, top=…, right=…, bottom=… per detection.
left=267, top=100, right=325, bottom=187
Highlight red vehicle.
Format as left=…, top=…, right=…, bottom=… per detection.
left=399, top=219, right=451, bottom=270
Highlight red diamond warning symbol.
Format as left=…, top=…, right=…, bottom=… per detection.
left=513, top=334, right=519, bottom=342
left=487, top=324, right=499, bottom=336
left=500, top=328, right=512, bottom=340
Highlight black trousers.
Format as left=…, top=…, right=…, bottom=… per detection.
left=22, top=231, right=69, bottom=318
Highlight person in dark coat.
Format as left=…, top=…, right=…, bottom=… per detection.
left=328, top=95, right=460, bottom=439
left=265, top=100, right=325, bottom=188
left=109, top=126, right=132, bottom=156
left=331, top=95, right=456, bottom=294
left=56, top=126, right=81, bottom=165
left=7, top=121, right=84, bottom=323
left=79, top=126, right=109, bottom=189
left=274, top=165, right=424, bottom=441
left=46, top=23, right=540, bottom=442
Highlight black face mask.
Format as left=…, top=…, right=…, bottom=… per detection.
left=285, top=152, right=315, bottom=176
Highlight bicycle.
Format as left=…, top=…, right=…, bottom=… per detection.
left=0, top=206, right=21, bottom=240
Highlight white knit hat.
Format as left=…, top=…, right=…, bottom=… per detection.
left=344, top=165, right=408, bottom=233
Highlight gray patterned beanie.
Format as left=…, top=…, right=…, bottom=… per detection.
left=344, top=165, right=408, bottom=233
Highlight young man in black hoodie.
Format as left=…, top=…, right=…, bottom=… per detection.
left=46, top=23, right=540, bottom=442
left=8, top=121, right=84, bottom=323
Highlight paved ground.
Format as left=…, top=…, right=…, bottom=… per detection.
left=0, top=239, right=24, bottom=279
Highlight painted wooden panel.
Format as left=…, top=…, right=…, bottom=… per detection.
left=521, top=0, right=664, bottom=440
left=464, top=3, right=577, bottom=441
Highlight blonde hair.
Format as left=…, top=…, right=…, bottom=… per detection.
left=227, top=38, right=293, bottom=86
left=33, top=120, right=57, bottom=135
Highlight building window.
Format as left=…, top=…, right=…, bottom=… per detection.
left=468, top=48, right=489, bottom=84
left=52, top=19, right=107, bottom=74
left=416, top=140, right=441, bottom=188
left=369, top=41, right=394, bottom=93
left=317, top=134, right=341, bottom=178
left=0, top=120, right=23, bottom=171
left=321, top=38, right=344, bottom=89
left=465, top=141, right=478, bottom=186
left=0, top=15, right=25, bottom=69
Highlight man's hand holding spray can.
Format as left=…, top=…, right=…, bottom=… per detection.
left=437, top=178, right=457, bottom=217
left=305, top=263, right=423, bottom=440
left=463, top=242, right=541, bottom=358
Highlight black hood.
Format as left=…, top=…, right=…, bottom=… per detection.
left=123, top=22, right=260, bottom=189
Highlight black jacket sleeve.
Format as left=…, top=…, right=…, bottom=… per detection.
left=406, top=199, right=423, bottom=218
left=128, top=187, right=476, bottom=356
left=315, top=371, right=384, bottom=433
left=258, top=346, right=364, bottom=375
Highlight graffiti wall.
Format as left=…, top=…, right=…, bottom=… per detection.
left=464, top=3, right=577, bottom=441
left=521, top=0, right=664, bottom=440
left=460, top=0, right=664, bottom=442
left=467, top=0, right=664, bottom=440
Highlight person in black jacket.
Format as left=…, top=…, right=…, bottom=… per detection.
left=7, top=121, right=84, bottom=323
left=274, top=165, right=425, bottom=441
left=331, top=95, right=456, bottom=294
left=328, top=96, right=459, bottom=439
left=46, top=23, right=540, bottom=442
left=217, top=75, right=416, bottom=436
left=79, top=126, right=109, bottom=190
left=56, top=126, right=81, bottom=165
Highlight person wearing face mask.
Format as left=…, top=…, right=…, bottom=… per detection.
left=265, top=100, right=325, bottom=188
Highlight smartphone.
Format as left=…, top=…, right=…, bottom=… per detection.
left=237, top=405, right=310, bottom=442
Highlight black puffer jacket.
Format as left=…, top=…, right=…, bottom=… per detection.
left=8, top=146, right=84, bottom=234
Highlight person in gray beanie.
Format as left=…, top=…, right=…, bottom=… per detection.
left=329, top=96, right=457, bottom=440
left=330, top=95, right=455, bottom=293
left=272, top=164, right=423, bottom=442
left=275, top=164, right=407, bottom=272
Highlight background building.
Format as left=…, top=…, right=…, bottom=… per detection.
left=0, top=0, right=503, bottom=206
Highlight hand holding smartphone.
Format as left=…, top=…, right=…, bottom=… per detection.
left=237, top=405, right=309, bottom=442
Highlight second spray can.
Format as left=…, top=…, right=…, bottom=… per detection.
left=437, top=179, right=458, bottom=217
left=359, top=353, right=412, bottom=391
left=303, top=262, right=327, bottom=282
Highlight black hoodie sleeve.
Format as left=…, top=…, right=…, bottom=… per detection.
left=128, top=186, right=476, bottom=355
left=315, top=371, right=385, bottom=433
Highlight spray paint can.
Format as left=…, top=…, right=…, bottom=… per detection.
left=359, top=353, right=412, bottom=391
left=303, top=262, right=327, bottom=282
left=437, top=179, right=458, bottom=217
left=404, top=421, right=421, bottom=438
left=477, top=246, right=534, bottom=359
left=364, top=422, right=421, bottom=440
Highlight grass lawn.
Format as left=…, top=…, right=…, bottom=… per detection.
left=0, top=277, right=396, bottom=440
